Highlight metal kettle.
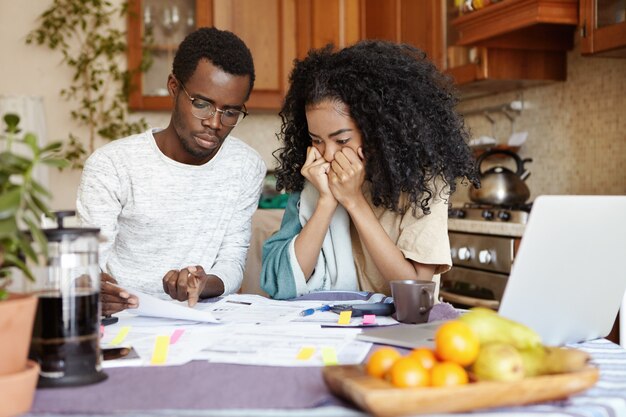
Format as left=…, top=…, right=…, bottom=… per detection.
left=469, top=149, right=532, bottom=206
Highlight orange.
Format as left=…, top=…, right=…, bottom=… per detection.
left=386, top=357, right=430, bottom=388
left=366, top=347, right=401, bottom=378
left=408, top=347, right=438, bottom=370
left=434, top=320, right=480, bottom=366
left=430, top=361, right=469, bottom=387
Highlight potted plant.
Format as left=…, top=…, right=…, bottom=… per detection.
left=0, top=113, right=67, bottom=417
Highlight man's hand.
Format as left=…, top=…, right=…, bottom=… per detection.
left=162, top=266, right=213, bottom=307
left=100, top=272, right=139, bottom=316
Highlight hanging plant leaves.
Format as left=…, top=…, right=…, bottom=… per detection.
left=0, top=189, right=21, bottom=221
left=25, top=0, right=152, bottom=168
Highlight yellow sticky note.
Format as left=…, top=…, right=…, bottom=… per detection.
left=338, top=310, right=352, bottom=325
left=150, top=335, right=170, bottom=365
left=322, top=347, right=338, bottom=366
left=109, top=326, right=131, bottom=346
left=296, top=347, right=316, bottom=360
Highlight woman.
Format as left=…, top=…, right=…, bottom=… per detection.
left=261, top=40, right=478, bottom=299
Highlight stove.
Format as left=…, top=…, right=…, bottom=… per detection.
left=441, top=203, right=530, bottom=310
left=448, top=202, right=531, bottom=224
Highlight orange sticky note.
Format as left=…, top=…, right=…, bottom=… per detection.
left=362, top=314, right=376, bottom=325
left=296, top=347, right=316, bottom=360
left=338, top=310, right=352, bottom=325
left=151, top=335, right=170, bottom=365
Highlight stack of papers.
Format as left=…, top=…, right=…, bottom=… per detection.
left=100, top=292, right=398, bottom=368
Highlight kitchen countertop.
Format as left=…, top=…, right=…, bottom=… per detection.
left=448, top=218, right=525, bottom=237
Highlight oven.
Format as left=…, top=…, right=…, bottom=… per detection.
left=440, top=204, right=528, bottom=310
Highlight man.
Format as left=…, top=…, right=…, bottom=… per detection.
left=77, top=27, right=266, bottom=315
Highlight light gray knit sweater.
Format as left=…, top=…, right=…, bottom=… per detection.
left=76, top=129, right=266, bottom=297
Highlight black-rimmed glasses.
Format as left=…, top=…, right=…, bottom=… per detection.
left=177, top=79, right=248, bottom=127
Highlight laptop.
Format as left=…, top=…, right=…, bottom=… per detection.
left=358, top=195, right=626, bottom=347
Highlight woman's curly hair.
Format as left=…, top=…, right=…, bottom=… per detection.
left=274, top=40, right=479, bottom=215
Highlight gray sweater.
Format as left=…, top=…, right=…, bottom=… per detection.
left=76, top=129, right=266, bottom=297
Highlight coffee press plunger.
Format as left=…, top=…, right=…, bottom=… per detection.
left=29, top=211, right=107, bottom=387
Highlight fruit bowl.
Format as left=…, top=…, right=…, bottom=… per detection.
left=0, top=360, right=40, bottom=417
left=323, top=364, right=598, bottom=417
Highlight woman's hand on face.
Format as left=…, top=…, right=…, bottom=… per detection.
left=301, top=146, right=335, bottom=203
left=328, top=147, right=365, bottom=209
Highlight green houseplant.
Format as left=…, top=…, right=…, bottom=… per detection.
left=0, top=113, right=67, bottom=297
left=0, top=113, right=67, bottom=416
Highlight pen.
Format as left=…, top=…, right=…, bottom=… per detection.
left=299, top=305, right=331, bottom=317
left=226, top=300, right=252, bottom=306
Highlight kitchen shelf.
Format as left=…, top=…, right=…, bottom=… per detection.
left=445, top=47, right=567, bottom=99
left=444, top=0, right=579, bottom=99
left=453, top=0, right=579, bottom=49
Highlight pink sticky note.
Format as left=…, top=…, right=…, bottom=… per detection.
left=362, top=314, right=376, bottom=325
left=100, top=325, right=105, bottom=338
left=170, top=329, right=185, bottom=345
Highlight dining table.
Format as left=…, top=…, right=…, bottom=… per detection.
left=22, top=292, right=626, bottom=417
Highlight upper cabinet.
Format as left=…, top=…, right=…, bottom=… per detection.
left=444, top=0, right=579, bottom=99
left=295, top=0, right=362, bottom=58
left=295, top=0, right=443, bottom=67
left=127, top=0, right=295, bottom=110
left=212, top=0, right=295, bottom=109
left=360, top=0, right=444, bottom=69
left=580, top=0, right=626, bottom=57
left=127, top=0, right=204, bottom=110
left=127, top=0, right=590, bottom=110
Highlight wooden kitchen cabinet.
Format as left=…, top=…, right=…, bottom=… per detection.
left=295, top=0, right=444, bottom=69
left=127, top=0, right=585, bottom=109
left=360, top=0, right=444, bottom=69
left=295, top=0, right=362, bottom=58
left=127, top=0, right=296, bottom=110
left=444, top=0, right=579, bottom=99
left=580, top=0, right=626, bottom=57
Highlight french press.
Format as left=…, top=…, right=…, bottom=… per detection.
left=29, top=211, right=107, bottom=387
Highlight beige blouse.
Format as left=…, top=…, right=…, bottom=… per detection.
left=350, top=183, right=452, bottom=297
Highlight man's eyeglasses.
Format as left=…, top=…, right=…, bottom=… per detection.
left=177, top=79, right=248, bottom=127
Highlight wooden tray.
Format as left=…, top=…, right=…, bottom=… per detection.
left=323, top=365, right=599, bottom=417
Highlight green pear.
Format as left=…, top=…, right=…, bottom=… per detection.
left=459, top=307, right=542, bottom=350
left=472, top=343, right=525, bottom=382
left=518, top=345, right=548, bottom=377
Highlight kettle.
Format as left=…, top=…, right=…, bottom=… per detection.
left=469, top=149, right=532, bottom=206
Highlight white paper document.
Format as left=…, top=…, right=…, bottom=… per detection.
left=101, top=318, right=225, bottom=367
left=99, top=293, right=395, bottom=367
left=195, top=324, right=372, bottom=366
left=128, top=289, right=219, bottom=323
left=201, top=294, right=398, bottom=327
left=199, top=294, right=310, bottom=324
